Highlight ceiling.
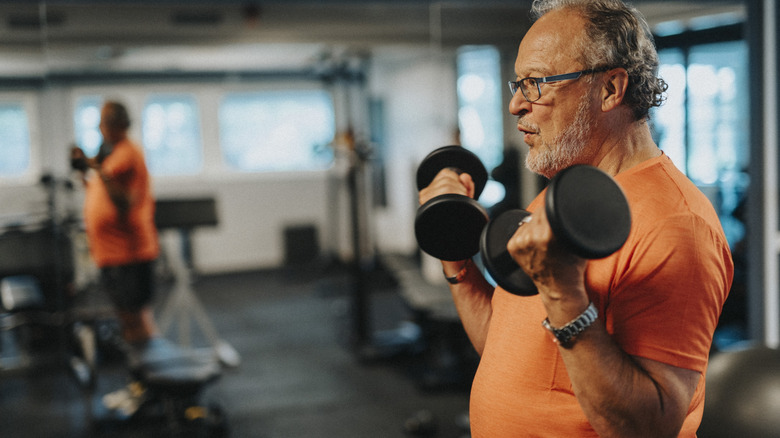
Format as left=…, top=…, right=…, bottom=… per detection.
left=0, top=1, right=746, bottom=77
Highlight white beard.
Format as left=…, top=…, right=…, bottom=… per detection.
left=524, top=94, right=594, bottom=179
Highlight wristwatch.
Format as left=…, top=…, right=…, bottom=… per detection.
left=542, top=302, right=598, bottom=348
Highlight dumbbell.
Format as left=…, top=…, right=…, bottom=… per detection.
left=415, top=146, right=489, bottom=261
left=480, top=165, right=631, bottom=296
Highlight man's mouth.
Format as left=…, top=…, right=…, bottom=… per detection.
left=517, top=119, right=537, bottom=134
left=517, top=122, right=538, bottom=144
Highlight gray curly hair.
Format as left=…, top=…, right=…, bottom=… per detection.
left=531, top=0, right=667, bottom=121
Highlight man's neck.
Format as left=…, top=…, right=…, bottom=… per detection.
left=591, top=119, right=660, bottom=177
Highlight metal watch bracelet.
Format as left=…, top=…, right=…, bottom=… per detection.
left=542, top=302, right=598, bottom=348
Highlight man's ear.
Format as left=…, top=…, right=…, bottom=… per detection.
left=601, top=68, right=629, bottom=112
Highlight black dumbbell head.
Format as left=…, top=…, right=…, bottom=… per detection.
left=480, top=209, right=538, bottom=295
left=416, top=145, right=488, bottom=199
left=416, top=194, right=488, bottom=261
left=545, top=165, right=631, bottom=259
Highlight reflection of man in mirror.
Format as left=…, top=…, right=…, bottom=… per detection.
left=70, top=100, right=160, bottom=348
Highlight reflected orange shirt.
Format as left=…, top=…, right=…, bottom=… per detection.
left=470, top=154, right=733, bottom=437
left=84, top=138, right=159, bottom=267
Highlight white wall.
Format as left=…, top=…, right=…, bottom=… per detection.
left=154, top=171, right=331, bottom=272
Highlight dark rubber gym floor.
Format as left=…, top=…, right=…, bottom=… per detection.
left=0, top=256, right=475, bottom=438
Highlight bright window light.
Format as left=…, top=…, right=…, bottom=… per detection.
left=456, top=46, right=504, bottom=171
left=142, top=95, right=203, bottom=175
left=219, top=90, right=335, bottom=172
left=0, top=102, right=31, bottom=178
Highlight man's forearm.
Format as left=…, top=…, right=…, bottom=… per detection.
left=557, top=321, right=695, bottom=438
left=443, top=259, right=494, bottom=355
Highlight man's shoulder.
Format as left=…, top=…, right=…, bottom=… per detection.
left=620, top=155, right=711, bottom=207
left=102, top=139, right=146, bottom=176
left=109, top=139, right=145, bottom=161
left=114, top=138, right=143, bottom=153
left=618, top=154, right=723, bottom=234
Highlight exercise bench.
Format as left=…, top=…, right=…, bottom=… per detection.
left=115, top=337, right=227, bottom=437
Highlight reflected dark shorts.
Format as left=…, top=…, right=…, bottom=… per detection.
left=100, top=260, right=156, bottom=312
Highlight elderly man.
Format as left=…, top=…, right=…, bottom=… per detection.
left=71, top=101, right=160, bottom=348
left=418, top=1, right=733, bottom=436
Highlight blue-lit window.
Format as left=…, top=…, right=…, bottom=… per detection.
left=652, top=41, right=749, bottom=246
left=456, top=46, right=505, bottom=206
left=219, top=90, right=335, bottom=172
left=654, top=51, right=687, bottom=170
left=0, top=102, right=32, bottom=178
left=73, top=96, right=104, bottom=158
left=142, top=95, right=203, bottom=175
left=687, top=42, right=748, bottom=187
left=456, top=46, right=504, bottom=171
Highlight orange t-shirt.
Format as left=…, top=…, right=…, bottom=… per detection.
left=84, top=138, right=159, bottom=268
left=470, top=154, right=733, bottom=437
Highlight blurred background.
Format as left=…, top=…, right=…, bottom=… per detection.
left=0, top=1, right=776, bottom=437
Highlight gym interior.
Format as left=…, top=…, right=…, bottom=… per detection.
left=0, top=1, right=778, bottom=437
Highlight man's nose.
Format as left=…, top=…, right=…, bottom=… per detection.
left=508, top=92, right=531, bottom=116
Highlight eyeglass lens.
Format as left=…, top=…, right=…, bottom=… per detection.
left=509, top=78, right=541, bottom=102
left=523, top=78, right=540, bottom=101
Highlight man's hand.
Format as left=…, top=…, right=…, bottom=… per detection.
left=418, top=168, right=476, bottom=205
left=506, top=204, right=588, bottom=308
left=70, top=146, right=91, bottom=172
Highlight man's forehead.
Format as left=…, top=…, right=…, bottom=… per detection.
left=515, top=9, right=584, bottom=74
left=514, top=39, right=578, bottom=76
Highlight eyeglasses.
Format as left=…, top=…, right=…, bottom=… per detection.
left=508, top=68, right=610, bottom=103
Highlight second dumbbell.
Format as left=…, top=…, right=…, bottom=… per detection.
left=480, top=165, right=632, bottom=296
left=415, top=145, right=489, bottom=261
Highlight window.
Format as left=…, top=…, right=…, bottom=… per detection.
left=73, top=96, right=104, bottom=158
left=142, top=95, right=203, bottom=175
left=456, top=46, right=504, bottom=171
left=456, top=46, right=505, bottom=206
left=654, top=50, right=687, bottom=170
left=0, top=102, right=32, bottom=178
left=219, top=90, right=335, bottom=172
left=688, top=42, right=749, bottom=187
left=652, top=40, right=749, bottom=246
